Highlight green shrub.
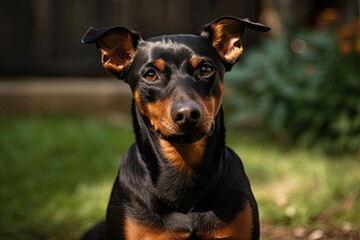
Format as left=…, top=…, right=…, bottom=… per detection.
left=225, top=23, right=360, bottom=154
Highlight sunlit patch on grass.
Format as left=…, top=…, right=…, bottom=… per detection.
left=38, top=180, right=113, bottom=238
left=227, top=132, right=360, bottom=228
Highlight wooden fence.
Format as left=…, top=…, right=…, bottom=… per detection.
left=0, top=0, right=260, bottom=76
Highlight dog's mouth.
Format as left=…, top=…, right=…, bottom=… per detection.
left=156, top=120, right=215, bottom=144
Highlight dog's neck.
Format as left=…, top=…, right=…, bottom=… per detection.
left=131, top=100, right=225, bottom=212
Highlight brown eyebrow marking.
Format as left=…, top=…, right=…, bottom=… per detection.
left=190, top=57, right=203, bottom=69
left=153, top=58, right=165, bottom=71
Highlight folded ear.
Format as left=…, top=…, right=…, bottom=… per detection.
left=201, top=16, right=270, bottom=71
left=82, top=26, right=141, bottom=79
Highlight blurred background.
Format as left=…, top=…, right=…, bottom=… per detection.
left=0, top=0, right=359, bottom=239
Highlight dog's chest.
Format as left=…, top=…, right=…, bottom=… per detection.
left=123, top=205, right=254, bottom=240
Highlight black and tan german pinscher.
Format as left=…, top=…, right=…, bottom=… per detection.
left=81, top=16, right=270, bottom=240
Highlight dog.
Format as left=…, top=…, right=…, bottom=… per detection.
left=81, top=16, right=270, bottom=240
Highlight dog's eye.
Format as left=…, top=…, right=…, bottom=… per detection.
left=143, top=70, right=158, bottom=82
left=199, top=64, right=214, bottom=77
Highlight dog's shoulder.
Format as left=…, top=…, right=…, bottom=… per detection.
left=116, top=144, right=152, bottom=200
left=222, top=146, right=250, bottom=184
left=209, top=146, right=253, bottom=209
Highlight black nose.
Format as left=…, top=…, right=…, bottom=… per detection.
left=171, top=101, right=202, bottom=128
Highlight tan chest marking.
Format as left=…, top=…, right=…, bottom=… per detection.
left=159, top=138, right=206, bottom=174
left=124, top=218, right=190, bottom=240
left=196, top=203, right=254, bottom=240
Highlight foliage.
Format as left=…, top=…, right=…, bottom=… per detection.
left=225, top=20, right=360, bottom=154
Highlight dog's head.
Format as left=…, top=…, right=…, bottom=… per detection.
left=82, top=17, right=269, bottom=143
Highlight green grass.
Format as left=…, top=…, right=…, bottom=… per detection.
left=0, top=115, right=359, bottom=239
left=227, top=133, right=360, bottom=228
left=0, top=115, right=134, bottom=239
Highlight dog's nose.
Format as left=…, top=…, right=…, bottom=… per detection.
left=171, top=101, right=202, bottom=128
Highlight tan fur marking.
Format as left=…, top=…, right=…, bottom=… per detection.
left=134, top=88, right=146, bottom=115
left=197, top=203, right=254, bottom=240
left=98, top=31, right=135, bottom=72
left=203, top=81, right=224, bottom=118
left=124, top=218, right=190, bottom=240
left=134, top=88, right=220, bottom=140
left=191, top=57, right=203, bottom=69
left=133, top=89, right=176, bottom=137
left=153, top=58, right=165, bottom=71
left=146, top=98, right=175, bottom=137
left=214, top=81, right=224, bottom=116
left=159, top=138, right=206, bottom=173
left=212, top=19, right=244, bottom=61
left=134, top=88, right=221, bottom=173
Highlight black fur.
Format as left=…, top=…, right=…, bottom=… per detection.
left=81, top=16, right=269, bottom=240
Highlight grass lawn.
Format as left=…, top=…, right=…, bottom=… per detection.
left=0, top=115, right=359, bottom=239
